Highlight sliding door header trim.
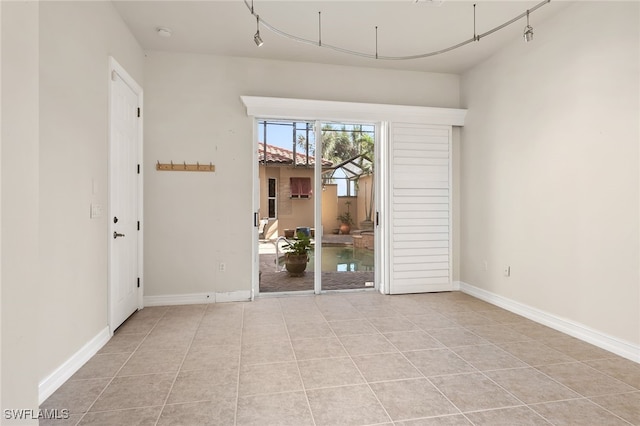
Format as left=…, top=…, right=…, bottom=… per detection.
left=241, top=96, right=466, bottom=126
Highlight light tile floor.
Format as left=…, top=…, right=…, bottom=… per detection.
left=41, top=291, right=640, bottom=425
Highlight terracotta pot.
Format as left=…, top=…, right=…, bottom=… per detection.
left=284, top=253, right=308, bottom=276
left=339, top=223, right=351, bottom=235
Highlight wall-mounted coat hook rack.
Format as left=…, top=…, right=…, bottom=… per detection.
left=156, top=160, right=215, bottom=172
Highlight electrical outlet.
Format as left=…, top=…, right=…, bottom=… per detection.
left=504, top=266, right=511, bottom=277
left=219, top=263, right=226, bottom=272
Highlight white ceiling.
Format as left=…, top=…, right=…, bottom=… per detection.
left=113, top=0, right=571, bottom=74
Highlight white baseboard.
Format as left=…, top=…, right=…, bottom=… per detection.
left=38, top=327, right=110, bottom=404
left=143, top=290, right=251, bottom=307
left=459, top=281, right=640, bottom=363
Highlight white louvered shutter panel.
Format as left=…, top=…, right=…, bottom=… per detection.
left=389, top=123, right=453, bottom=294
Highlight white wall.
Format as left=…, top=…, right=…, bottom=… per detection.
left=1, top=2, right=40, bottom=421
left=37, top=0, right=144, bottom=383
left=461, top=2, right=639, bottom=346
left=143, top=51, right=460, bottom=298
left=0, top=0, right=143, bottom=411
left=0, top=0, right=3, bottom=412
left=37, top=0, right=144, bottom=395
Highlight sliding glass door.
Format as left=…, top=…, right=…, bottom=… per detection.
left=319, top=122, right=376, bottom=291
left=256, top=120, right=317, bottom=293
left=255, top=119, right=377, bottom=295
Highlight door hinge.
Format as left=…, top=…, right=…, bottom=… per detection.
left=376, top=211, right=380, bottom=227
left=137, top=221, right=140, bottom=231
left=137, top=107, right=141, bottom=118
left=137, top=164, right=140, bottom=174
left=137, top=277, right=140, bottom=288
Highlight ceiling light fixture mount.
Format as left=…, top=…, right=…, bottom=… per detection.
left=414, top=0, right=445, bottom=6
left=246, top=0, right=549, bottom=59
left=473, top=3, right=480, bottom=42
left=156, top=26, right=172, bottom=38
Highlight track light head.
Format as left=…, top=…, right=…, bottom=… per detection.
left=254, top=31, right=264, bottom=47
left=254, top=14, right=263, bottom=47
left=523, top=10, right=533, bottom=42
left=524, top=25, right=534, bottom=42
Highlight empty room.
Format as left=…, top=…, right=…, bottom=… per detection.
left=1, top=0, right=639, bottom=425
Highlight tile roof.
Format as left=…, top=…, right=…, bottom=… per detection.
left=258, top=143, right=332, bottom=167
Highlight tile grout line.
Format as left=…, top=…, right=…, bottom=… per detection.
left=47, top=292, right=640, bottom=426
left=453, top=310, right=639, bottom=423
left=447, top=314, right=634, bottom=424
left=280, top=297, right=318, bottom=426
left=446, top=336, right=557, bottom=423
left=529, top=359, right=638, bottom=425
left=384, top=310, right=471, bottom=424
left=456, top=321, right=558, bottom=425
left=528, top=396, right=636, bottom=426
left=313, top=295, right=636, bottom=425
left=338, top=295, right=635, bottom=424
left=233, top=302, right=246, bottom=426
left=401, top=305, right=554, bottom=423
left=325, top=298, right=397, bottom=425
left=76, top=308, right=168, bottom=425
left=153, top=305, right=207, bottom=426
left=576, top=359, right=640, bottom=390
left=572, top=397, right=636, bottom=426
left=527, top=359, right=635, bottom=404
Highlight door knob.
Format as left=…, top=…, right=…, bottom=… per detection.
left=113, top=231, right=125, bottom=239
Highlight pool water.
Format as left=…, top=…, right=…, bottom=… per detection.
left=280, top=246, right=374, bottom=272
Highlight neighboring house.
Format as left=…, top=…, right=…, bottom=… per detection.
left=258, top=142, right=335, bottom=239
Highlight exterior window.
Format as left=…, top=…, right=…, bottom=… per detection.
left=268, top=178, right=277, bottom=219
left=290, top=177, right=312, bottom=198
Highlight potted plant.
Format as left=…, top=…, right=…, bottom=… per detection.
left=282, top=231, right=312, bottom=276
left=337, top=206, right=354, bottom=235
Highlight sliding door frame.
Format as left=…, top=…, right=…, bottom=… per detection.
left=377, top=121, right=390, bottom=294
left=313, top=120, right=322, bottom=294
left=242, top=96, right=466, bottom=297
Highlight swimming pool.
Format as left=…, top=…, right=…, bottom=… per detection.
left=279, top=246, right=374, bottom=272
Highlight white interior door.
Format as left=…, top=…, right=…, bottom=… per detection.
left=388, top=123, right=453, bottom=294
left=109, top=60, right=142, bottom=331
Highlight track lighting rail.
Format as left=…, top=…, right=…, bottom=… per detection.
left=244, top=0, right=549, bottom=60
